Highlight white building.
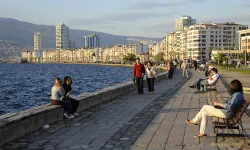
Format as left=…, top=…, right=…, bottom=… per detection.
left=175, top=16, right=196, bottom=31
left=34, top=32, right=43, bottom=51
left=185, top=22, right=248, bottom=60
left=56, top=23, right=69, bottom=49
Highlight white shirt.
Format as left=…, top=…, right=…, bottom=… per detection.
left=145, top=66, right=155, bottom=78
left=208, top=65, right=213, bottom=71
left=181, top=62, right=188, bottom=69
left=207, top=74, right=220, bottom=85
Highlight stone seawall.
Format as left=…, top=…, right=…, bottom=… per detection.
left=0, top=70, right=167, bottom=146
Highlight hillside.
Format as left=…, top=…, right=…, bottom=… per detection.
left=0, top=18, right=160, bottom=48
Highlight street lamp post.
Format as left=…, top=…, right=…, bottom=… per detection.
left=245, top=36, right=247, bottom=66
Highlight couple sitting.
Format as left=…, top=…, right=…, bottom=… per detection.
left=189, top=68, right=220, bottom=93
left=51, top=76, right=79, bottom=119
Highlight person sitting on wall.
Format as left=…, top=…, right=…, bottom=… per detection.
left=189, top=68, right=220, bottom=93
left=51, top=77, right=74, bottom=119
left=63, top=76, right=79, bottom=116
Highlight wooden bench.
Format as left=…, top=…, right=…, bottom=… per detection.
left=212, top=99, right=249, bottom=143
left=201, top=75, right=220, bottom=92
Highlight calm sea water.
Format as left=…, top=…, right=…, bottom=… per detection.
left=0, top=64, right=132, bottom=115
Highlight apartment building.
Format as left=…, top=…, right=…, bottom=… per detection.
left=238, top=29, right=250, bottom=53
left=175, top=16, right=196, bottom=31
left=56, top=23, right=69, bottom=49
left=34, top=32, right=43, bottom=51
left=185, top=22, right=248, bottom=59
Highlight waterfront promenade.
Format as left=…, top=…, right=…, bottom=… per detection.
left=1, top=70, right=250, bottom=150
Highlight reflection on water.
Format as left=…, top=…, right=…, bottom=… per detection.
left=0, top=64, right=132, bottom=115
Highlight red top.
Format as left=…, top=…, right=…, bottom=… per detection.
left=134, top=63, right=145, bottom=77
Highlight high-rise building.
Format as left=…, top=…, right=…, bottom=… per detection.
left=34, top=32, right=43, bottom=51
left=69, top=40, right=75, bottom=49
left=56, top=23, right=69, bottom=49
left=84, top=34, right=100, bottom=48
left=175, top=16, right=196, bottom=31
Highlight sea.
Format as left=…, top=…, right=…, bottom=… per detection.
left=0, top=64, right=132, bottom=115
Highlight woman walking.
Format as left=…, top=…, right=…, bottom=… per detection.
left=51, top=77, right=74, bottom=119
left=145, top=61, right=157, bottom=93
left=63, top=76, right=79, bottom=116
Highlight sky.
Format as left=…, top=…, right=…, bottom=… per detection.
left=0, top=0, right=250, bottom=38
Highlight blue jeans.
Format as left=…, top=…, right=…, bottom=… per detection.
left=195, top=78, right=205, bottom=91
left=60, top=99, right=73, bottom=115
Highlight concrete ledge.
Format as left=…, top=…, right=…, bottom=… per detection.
left=0, top=70, right=168, bottom=146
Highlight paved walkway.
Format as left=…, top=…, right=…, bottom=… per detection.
left=1, top=70, right=187, bottom=150
left=2, top=70, right=250, bottom=150
left=131, top=71, right=250, bottom=150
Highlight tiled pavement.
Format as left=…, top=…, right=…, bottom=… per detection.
left=131, top=70, right=250, bottom=150
left=2, top=70, right=250, bottom=150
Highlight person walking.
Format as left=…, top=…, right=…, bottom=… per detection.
left=167, top=59, right=174, bottom=79
left=181, top=60, right=189, bottom=79
left=173, top=60, right=177, bottom=70
left=145, top=61, right=157, bottom=93
left=179, top=60, right=183, bottom=69
left=134, top=58, right=145, bottom=94
left=194, top=60, right=198, bottom=71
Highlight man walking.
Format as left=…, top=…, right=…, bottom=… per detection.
left=181, top=60, right=189, bottom=79
left=134, top=58, right=145, bottom=94
left=193, top=60, right=198, bottom=71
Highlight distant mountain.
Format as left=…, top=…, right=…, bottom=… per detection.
left=0, top=18, right=160, bottom=48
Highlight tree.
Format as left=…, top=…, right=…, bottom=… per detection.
left=229, top=44, right=235, bottom=50
left=123, top=53, right=136, bottom=62
left=215, top=53, right=227, bottom=65
left=208, top=47, right=213, bottom=59
left=154, top=52, right=165, bottom=62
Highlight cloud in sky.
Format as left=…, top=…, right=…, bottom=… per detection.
left=201, top=13, right=250, bottom=24
left=141, top=21, right=175, bottom=33
left=127, top=0, right=207, bottom=10
left=67, top=12, right=177, bottom=26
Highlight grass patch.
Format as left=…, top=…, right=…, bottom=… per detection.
left=218, top=67, right=250, bottom=75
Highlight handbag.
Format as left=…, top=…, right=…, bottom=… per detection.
left=133, top=77, right=136, bottom=85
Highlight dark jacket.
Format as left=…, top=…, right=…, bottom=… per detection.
left=62, top=83, right=72, bottom=96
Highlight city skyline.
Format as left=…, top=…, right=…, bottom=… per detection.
left=0, top=0, right=250, bottom=38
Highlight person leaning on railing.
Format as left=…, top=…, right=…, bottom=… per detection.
left=51, top=77, right=74, bottom=119
left=186, top=79, right=244, bottom=138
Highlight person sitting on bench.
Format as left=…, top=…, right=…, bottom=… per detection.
left=205, top=63, right=214, bottom=77
left=189, top=68, right=219, bottom=93
left=186, top=79, right=244, bottom=138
